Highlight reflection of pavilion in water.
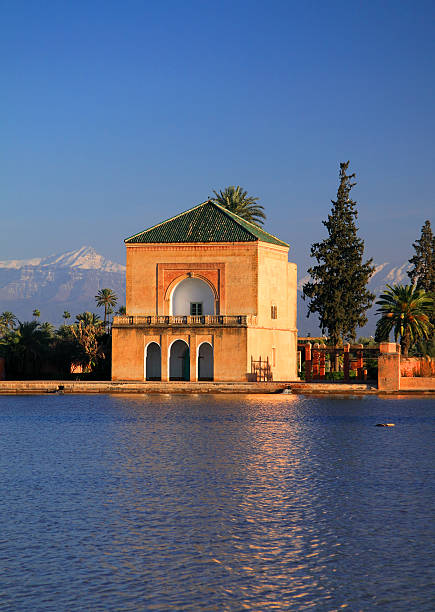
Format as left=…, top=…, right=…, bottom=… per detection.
left=112, top=201, right=298, bottom=381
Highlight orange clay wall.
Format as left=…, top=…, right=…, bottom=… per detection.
left=126, top=242, right=259, bottom=316
left=250, top=244, right=298, bottom=380
left=112, top=326, right=248, bottom=382
left=113, top=239, right=298, bottom=382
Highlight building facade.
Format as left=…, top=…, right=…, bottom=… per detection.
left=112, top=201, right=298, bottom=382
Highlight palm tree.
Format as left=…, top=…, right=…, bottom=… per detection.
left=63, top=311, right=71, bottom=323
left=32, top=309, right=41, bottom=320
left=12, top=321, right=51, bottom=377
left=95, top=288, right=118, bottom=328
left=375, top=284, right=433, bottom=356
left=0, top=311, right=17, bottom=332
left=75, top=312, right=103, bottom=327
left=212, top=186, right=266, bottom=226
left=116, top=305, right=126, bottom=315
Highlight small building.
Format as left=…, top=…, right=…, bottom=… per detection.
left=112, top=201, right=298, bottom=382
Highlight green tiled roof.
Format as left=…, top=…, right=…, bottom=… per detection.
left=125, top=201, right=288, bottom=247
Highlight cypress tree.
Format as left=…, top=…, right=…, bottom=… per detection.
left=303, top=161, right=375, bottom=344
left=408, top=220, right=435, bottom=293
left=408, top=220, right=435, bottom=354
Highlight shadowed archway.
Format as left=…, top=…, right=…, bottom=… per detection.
left=145, top=342, right=161, bottom=380
left=169, top=340, right=190, bottom=381
left=198, top=342, right=213, bottom=381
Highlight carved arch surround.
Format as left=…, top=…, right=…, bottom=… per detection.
left=157, top=263, right=225, bottom=315
left=164, top=273, right=218, bottom=302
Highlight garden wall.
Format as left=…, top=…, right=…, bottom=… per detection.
left=401, top=357, right=435, bottom=378
left=378, top=343, right=435, bottom=391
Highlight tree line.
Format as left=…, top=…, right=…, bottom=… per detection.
left=0, top=289, right=124, bottom=379
left=300, top=162, right=434, bottom=356
left=0, top=175, right=433, bottom=379
left=215, top=172, right=433, bottom=357
left=210, top=173, right=434, bottom=358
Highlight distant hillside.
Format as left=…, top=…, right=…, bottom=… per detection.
left=297, top=261, right=412, bottom=337
left=0, top=246, right=412, bottom=336
left=0, top=247, right=126, bottom=326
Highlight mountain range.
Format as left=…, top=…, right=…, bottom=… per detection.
left=0, top=247, right=126, bottom=326
left=0, top=246, right=411, bottom=334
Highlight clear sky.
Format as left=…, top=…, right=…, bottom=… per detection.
left=2, top=0, right=434, bottom=273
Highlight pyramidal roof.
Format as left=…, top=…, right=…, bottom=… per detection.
left=125, top=201, right=288, bottom=248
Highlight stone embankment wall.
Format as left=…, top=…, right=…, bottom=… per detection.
left=0, top=380, right=288, bottom=394
left=378, top=343, right=435, bottom=391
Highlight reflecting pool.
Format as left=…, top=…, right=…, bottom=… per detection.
left=0, top=394, right=433, bottom=610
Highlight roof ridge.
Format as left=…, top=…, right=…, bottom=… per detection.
left=125, top=200, right=209, bottom=243
left=207, top=200, right=256, bottom=237
left=124, top=199, right=288, bottom=247
left=211, top=201, right=288, bottom=246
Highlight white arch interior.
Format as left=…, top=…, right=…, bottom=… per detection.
left=169, top=340, right=190, bottom=380
left=170, top=277, right=215, bottom=316
left=145, top=342, right=161, bottom=380
left=198, top=342, right=213, bottom=381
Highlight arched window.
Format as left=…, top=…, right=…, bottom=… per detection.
left=171, top=277, right=215, bottom=316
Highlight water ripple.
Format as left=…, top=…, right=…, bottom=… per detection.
left=0, top=393, right=433, bottom=611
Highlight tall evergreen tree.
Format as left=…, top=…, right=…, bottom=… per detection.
left=303, top=161, right=375, bottom=344
left=408, top=220, right=435, bottom=293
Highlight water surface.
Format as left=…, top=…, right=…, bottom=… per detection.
left=0, top=394, right=433, bottom=610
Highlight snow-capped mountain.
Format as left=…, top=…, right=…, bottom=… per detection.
left=0, top=247, right=126, bottom=326
left=0, top=245, right=412, bottom=336
left=0, top=246, right=125, bottom=273
left=297, top=261, right=412, bottom=336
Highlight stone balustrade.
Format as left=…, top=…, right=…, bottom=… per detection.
left=113, top=314, right=257, bottom=327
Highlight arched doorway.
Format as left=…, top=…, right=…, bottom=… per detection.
left=171, top=277, right=215, bottom=316
left=198, top=342, right=213, bottom=381
left=145, top=342, right=161, bottom=380
left=169, top=340, right=190, bottom=381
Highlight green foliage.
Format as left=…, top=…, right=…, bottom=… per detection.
left=212, top=186, right=266, bottom=226
left=116, top=305, right=126, bottom=315
left=408, top=220, right=435, bottom=350
left=0, top=311, right=17, bottom=336
left=410, top=335, right=435, bottom=358
left=374, top=284, right=433, bottom=356
left=70, top=319, right=107, bottom=373
left=0, top=321, right=52, bottom=378
left=303, top=161, right=375, bottom=344
left=0, top=307, right=111, bottom=380
left=357, top=336, right=377, bottom=347
left=32, top=308, right=40, bottom=319
left=95, top=288, right=118, bottom=328
left=76, top=311, right=102, bottom=326
left=408, top=220, right=435, bottom=293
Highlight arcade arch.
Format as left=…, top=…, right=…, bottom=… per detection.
left=145, top=342, right=161, bottom=380
left=197, top=342, right=213, bottom=381
left=169, top=340, right=190, bottom=381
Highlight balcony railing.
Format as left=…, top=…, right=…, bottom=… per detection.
left=113, top=315, right=257, bottom=327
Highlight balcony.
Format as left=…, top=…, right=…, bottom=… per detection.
left=113, top=315, right=257, bottom=327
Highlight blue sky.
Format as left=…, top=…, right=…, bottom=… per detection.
left=2, top=0, right=434, bottom=274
